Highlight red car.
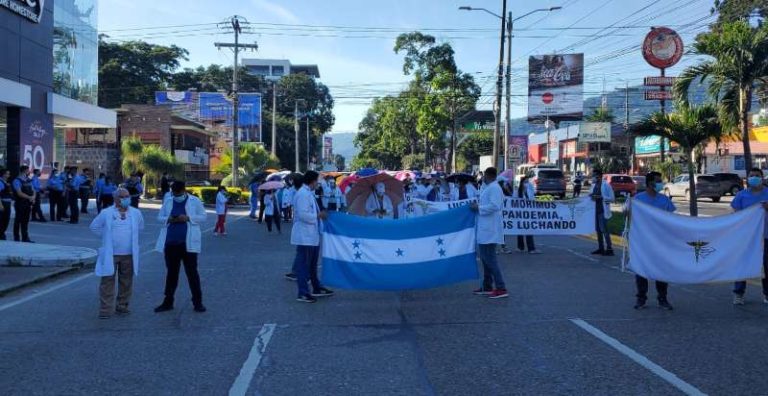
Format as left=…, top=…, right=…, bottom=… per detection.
left=603, top=174, right=637, bottom=197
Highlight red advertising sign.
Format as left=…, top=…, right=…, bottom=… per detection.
left=644, top=90, right=673, bottom=100
left=643, top=76, right=677, bottom=86
left=642, top=27, right=684, bottom=69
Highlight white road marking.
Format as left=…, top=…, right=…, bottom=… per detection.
left=570, top=318, right=707, bottom=396
left=229, top=323, right=277, bottom=396
left=0, top=215, right=246, bottom=312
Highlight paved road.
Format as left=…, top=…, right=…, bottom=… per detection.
left=2, top=204, right=768, bottom=395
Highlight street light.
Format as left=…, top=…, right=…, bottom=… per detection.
left=460, top=5, right=561, bottom=171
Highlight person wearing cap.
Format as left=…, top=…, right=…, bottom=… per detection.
left=366, top=182, right=395, bottom=219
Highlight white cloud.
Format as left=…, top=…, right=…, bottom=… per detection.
left=250, top=0, right=300, bottom=23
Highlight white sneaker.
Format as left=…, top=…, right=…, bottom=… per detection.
left=763, top=296, right=768, bottom=304
left=528, top=250, right=543, bottom=255
left=734, top=295, right=745, bottom=305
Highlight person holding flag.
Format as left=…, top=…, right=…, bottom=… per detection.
left=628, top=172, right=675, bottom=310
left=731, top=167, right=768, bottom=305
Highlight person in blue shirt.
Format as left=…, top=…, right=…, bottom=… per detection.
left=731, top=167, right=768, bottom=305
left=629, top=172, right=675, bottom=310
left=0, top=168, right=12, bottom=240
left=100, top=176, right=117, bottom=210
left=30, top=169, right=46, bottom=222
left=12, top=165, right=35, bottom=242
left=95, top=173, right=106, bottom=213
left=66, top=167, right=82, bottom=224
left=77, top=169, right=92, bottom=215
left=248, top=176, right=260, bottom=219
left=47, top=169, right=64, bottom=221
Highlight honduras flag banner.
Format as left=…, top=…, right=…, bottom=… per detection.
left=628, top=200, right=764, bottom=284
left=321, top=206, right=479, bottom=290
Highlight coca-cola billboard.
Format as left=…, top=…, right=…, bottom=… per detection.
left=527, top=53, right=584, bottom=122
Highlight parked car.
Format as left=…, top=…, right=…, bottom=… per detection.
left=664, top=174, right=722, bottom=202
left=604, top=174, right=637, bottom=197
left=530, top=168, right=566, bottom=199
left=711, top=172, right=743, bottom=196
left=631, top=176, right=646, bottom=190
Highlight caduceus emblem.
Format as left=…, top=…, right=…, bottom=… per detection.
left=686, top=240, right=715, bottom=263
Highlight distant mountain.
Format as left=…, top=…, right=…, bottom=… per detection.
left=327, top=132, right=358, bottom=167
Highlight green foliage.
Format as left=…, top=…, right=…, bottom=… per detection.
left=215, top=143, right=280, bottom=179
left=120, top=137, right=143, bottom=177
left=589, top=147, right=630, bottom=174
left=585, top=107, right=616, bottom=123
left=712, top=0, right=767, bottom=26
left=649, top=159, right=683, bottom=183
left=187, top=187, right=247, bottom=205
left=458, top=132, right=493, bottom=166
left=401, top=154, right=426, bottom=170
left=120, top=137, right=182, bottom=190
left=632, top=103, right=724, bottom=216
left=334, top=154, right=346, bottom=171
left=98, top=39, right=188, bottom=108
left=170, top=64, right=266, bottom=93
left=675, top=20, right=768, bottom=169
left=349, top=156, right=382, bottom=171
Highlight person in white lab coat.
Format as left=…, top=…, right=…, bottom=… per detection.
left=322, top=178, right=344, bottom=211
left=291, top=171, right=334, bottom=303
left=415, top=176, right=433, bottom=200
left=90, top=187, right=145, bottom=319
left=365, top=182, right=395, bottom=219
left=451, top=180, right=478, bottom=201
left=214, top=186, right=228, bottom=236
left=515, top=176, right=541, bottom=254
left=590, top=168, right=616, bottom=256
left=281, top=183, right=294, bottom=222
left=264, top=189, right=281, bottom=233
left=470, top=167, right=508, bottom=299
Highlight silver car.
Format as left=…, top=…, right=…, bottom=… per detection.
left=531, top=168, right=566, bottom=199
left=664, top=174, right=723, bottom=202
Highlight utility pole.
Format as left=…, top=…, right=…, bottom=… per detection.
left=271, top=81, right=277, bottom=156
left=215, top=15, right=257, bottom=186
left=504, top=10, right=512, bottom=171
left=493, top=0, right=508, bottom=170
left=306, top=115, right=310, bottom=171
left=294, top=101, right=300, bottom=172
left=659, top=68, right=667, bottom=162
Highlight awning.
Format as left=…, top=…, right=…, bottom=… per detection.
left=47, top=93, right=116, bottom=128
left=0, top=77, right=31, bottom=108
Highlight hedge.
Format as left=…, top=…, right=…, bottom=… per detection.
left=187, top=187, right=250, bottom=205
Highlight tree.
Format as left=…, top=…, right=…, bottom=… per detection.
left=215, top=143, right=280, bottom=185
left=120, top=137, right=143, bottom=178
left=589, top=147, right=630, bottom=174
left=712, top=0, right=767, bottom=26
left=632, top=103, right=725, bottom=216
left=458, top=131, right=493, bottom=166
left=98, top=38, right=188, bottom=108
left=675, top=20, right=768, bottom=170
left=585, top=107, right=616, bottom=123
left=334, top=154, right=346, bottom=171
left=170, top=64, right=266, bottom=93
left=120, top=136, right=182, bottom=194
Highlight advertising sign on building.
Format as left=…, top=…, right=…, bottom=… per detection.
left=508, top=135, right=528, bottom=167
left=578, top=122, right=611, bottom=143
left=527, top=54, right=584, bottom=122
left=1, top=0, right=45, bottom=23
left=323, top=136, right=333, bottom=161
left=635, top=135, right=670, bottom=155
left=199, top=93, right=262, bottom=127
left=19, top=111, right=53, bottom=174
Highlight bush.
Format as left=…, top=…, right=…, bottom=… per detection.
left=187, top=187, right=247, bottom=205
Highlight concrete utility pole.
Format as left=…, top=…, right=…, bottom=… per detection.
left=294, top=101, right=300, bottom=172
left=306, top=115, right=310, bottom=171
left=271, top=81, right=277, bottom=156
left=504, top=10, right=512, bottom=171
left=493, top=0, right=508, bottom=170
left=215, top=15, right=257, bottom=186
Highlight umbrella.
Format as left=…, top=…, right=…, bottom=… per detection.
left=249, top=171, right=269, bottom=184
left=355, top=167, right=379, bottom=177
left=267, top=170, right=291, bottom=181
left=338, top=174, right=360, bottom=193
left=499, top=169, right=515, bottom=181
left=446, top=173, right=474, bottom=184
left=395, top=170, right=417, bottom=181
left=346, top=173, right=404, bottom=216
left=265, top=168, right=279, bottom=173
left=258, top=181, right=285, bottom=191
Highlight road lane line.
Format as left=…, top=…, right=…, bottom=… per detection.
left=0, top=215, right=247, bottom=311
left=570, top=318, right=706, bottom=396
left=229, top=323, right=277, bottom=396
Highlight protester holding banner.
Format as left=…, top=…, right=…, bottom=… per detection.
left=471, top=167, right=508, bottom=299
left=515, top=176, right=541, bottom=254
left=291, top=171, right=334, bottom=303
left=590, top=169, right=615, bottom=256
left=629, top=172, right=675, bottom=310
left=365, top=182, right=395, bottom=219
left=451, top=180, right=478, bottom=201
left=731, top=167, right=768, bottom=305
left=415, top=176, right=433, bottom=200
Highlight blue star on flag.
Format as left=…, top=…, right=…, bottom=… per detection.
left=354, top=251, right=362, bottom=260
left=396, top=248, right=404, bottom=257
left=436, top=237, right=444, bottom=246
left=352, top=240, right=361, bottom=249
left=438, top=248, right=446, bottom=257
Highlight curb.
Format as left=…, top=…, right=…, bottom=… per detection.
left=0, top=266, right=83, bottom=297
left=576, top=233, right=626, bottom=248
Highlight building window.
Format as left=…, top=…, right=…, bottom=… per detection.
left=272, top=66, right=285, bottom=76
left=53, top=0, right=99, bottom=105
left=0, top=107, right=6, bottom=168
left=248, top=65, right=270, bottom=76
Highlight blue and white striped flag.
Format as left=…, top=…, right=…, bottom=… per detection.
left=321, top=206, right=479, bottom=290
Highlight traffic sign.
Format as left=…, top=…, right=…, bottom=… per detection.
left=642, top=27, right=684, bottom=69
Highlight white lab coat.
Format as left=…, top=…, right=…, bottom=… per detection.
left=415, top=184, right=432, bottom=200
left=365, top=193, right=395, bottom=219
left=282, top=187, right=294, bottom=208
left=155, top=194, right=207, bottom=253
left=515, top=182, right=536, bottom=200
left=476, top=180, right=504, bottom=245
left=322, top=184, right=343, bottom=209
left=264, top=193, right=276, bottom=216
left=215, top=191, right=228, bottom=215
left=451, top=184, right=478, bottom=201
left=591, top=180, right=615, bottom=219
left=90, top=206, right=145, bottom=277
left=291, top=185, right=321, bottom=246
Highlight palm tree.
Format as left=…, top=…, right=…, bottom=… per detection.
left=120, top=137, right=144, bottom=178
left=631, top=103, right=724, bottom=217
left=675, top=20, right=768, bottom=170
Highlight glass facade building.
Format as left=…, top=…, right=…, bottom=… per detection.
left=53, top=0, right=98, bottom=105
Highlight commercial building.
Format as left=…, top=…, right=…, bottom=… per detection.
left=527, top=123, right=630, bottom=174
left=0, top=0, right=116, bottom=175
left=241, top=59, right=320, bottom=80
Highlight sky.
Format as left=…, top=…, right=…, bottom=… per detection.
left=99, top=0, right=718, bottom=133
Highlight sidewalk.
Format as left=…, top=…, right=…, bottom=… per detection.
left=0, top=241, right=96, bottom=295
left=0, top=266, right=82, bottom=297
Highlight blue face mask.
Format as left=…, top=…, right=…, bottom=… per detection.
left=748, top=176, right=762, bottom=187
left=120, top=198, right=131, bottom=208
left=173, top=193, right=187, bottom=203
left=654, top=182, right=665, bottom=193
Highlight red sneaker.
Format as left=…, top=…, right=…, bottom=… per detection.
left=488, top=289, right=509, bottom=299
left=473, top=288, right=493, bottom=296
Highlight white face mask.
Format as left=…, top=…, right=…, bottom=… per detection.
left=376, top=185, right=386, bottom=194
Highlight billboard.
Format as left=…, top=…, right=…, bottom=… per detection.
left=527, top=54, right=584, bottom=122
left=323, top=136, right=333, bottom=162
left=635, top=136, right=670, bottom=155
left=508, top=135, right=528, bottom=167
left=19, top=111, right=53, bottom=175
left=578, top=122, right=611, bottom=143
left=199, top=92, right=261, bottom=127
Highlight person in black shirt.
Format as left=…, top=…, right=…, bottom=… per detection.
left=0, top=168, right=12, bottom=240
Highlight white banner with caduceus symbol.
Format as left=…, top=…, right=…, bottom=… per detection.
left=628, top=200, right=765, bottom=283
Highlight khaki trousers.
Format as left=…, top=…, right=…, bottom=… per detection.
left=99, top=255, right=134, bottom=315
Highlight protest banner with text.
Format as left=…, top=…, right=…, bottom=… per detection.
left=502, top=197, right=595, bottom=235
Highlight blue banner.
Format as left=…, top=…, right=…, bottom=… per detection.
left=321, top=206, right=479, bottom=290
left=199, top=92, right=262, bottom=127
